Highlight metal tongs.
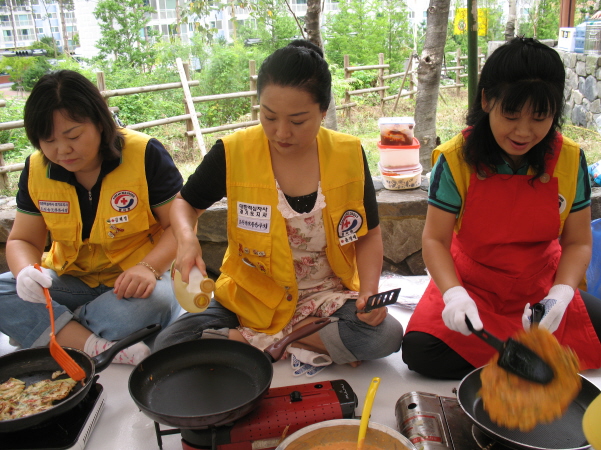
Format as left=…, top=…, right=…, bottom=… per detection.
left=466, top=304, right=554, bottom=384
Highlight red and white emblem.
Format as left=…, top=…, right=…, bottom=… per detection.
left=111, top=190, right=138, bottom=212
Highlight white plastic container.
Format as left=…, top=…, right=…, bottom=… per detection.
left=558, top=27, right=576, bottom=52
left=378, top=138, right=420, bottom=168
left=170, top=263, right=215, bottom=313
left=378, top=117, right=415, bottom=146
left=379, top=162, right=422, bottom=190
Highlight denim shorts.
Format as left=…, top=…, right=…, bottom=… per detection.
left=0, top=269, right=181, bottom=348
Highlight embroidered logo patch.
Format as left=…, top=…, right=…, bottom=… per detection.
left=111, top=191, right=138, bottom=212
left=337, top=210, right=362, bottom=245
left=39, top=200, right=69, bottom=214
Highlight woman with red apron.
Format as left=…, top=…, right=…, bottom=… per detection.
left=402, top=38, right=601, bottom=379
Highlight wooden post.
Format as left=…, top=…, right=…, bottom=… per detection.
left=183, top=62, right=194, bottom=152
left=344, top=54, right=351, bottom=120
left=378, top=53, right=385, bottom=116
left=176, top=57, right=206, bottom=156
left=249, top=60, right=258, bottom=121
left=456, top=48, right=461, bottom=96
left=393, top=55, right=414, bottom=113
left=0, top=148, right=8, bottom=189
left=410, top=56, right=416, bottom=100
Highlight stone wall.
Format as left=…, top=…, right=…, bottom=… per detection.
left=561, top=50, right=601, bottom=130
left=2, top=184, right=601, bottom=278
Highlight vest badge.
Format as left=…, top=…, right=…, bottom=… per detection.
left=237, top=201, right=271, bottom=233
left=338, top=210, right=362, bottom=246
left=111, top=190, right=138, bottom=212
left=39, top=200, right=69, bottom=214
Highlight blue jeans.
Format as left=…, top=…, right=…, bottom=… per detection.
left=0, top=269, right=181, bottom=348
left=153, top=299, right=404, bottom=364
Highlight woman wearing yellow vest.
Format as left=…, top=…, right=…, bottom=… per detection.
left=403, top=38, right=601, bottom=379
left=154, top=40, right=403, bottom=375
left=0, top=70, right=183, bottom=365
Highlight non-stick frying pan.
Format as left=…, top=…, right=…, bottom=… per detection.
left=457, top=366, right=600, bottom=450
left=129, top=318, right=332, bottom=429
left=0, top=323, right=160, bottom=432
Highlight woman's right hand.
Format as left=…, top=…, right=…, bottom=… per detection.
left=174, top=236, right=207, bottom=283
left=442, top=286, right=483, bottom=335
left=16, top=265, right=53, bottom=303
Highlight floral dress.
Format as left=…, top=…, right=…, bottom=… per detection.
left=238, top=182, right=357, bottom=350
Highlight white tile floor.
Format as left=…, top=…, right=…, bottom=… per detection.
left=1, top=284, right=601, bottom=450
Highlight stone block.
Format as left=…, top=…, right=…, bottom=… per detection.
left=577, top=60, right=587, bottom=76
left=585, top=75, right=599, bottom=101
left=573, top=104, right=588, bottom=125
left=591, top=99, right=601, bottom=114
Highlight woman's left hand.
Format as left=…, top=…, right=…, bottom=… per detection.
left=113, top=265, right=157, bottom=299
left=355, top=293, right=387, bottom=326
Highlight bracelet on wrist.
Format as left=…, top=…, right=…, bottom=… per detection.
left=136, top=261, right=162, bottom=280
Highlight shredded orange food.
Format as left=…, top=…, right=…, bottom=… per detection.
left=480, top=326, right=581, bottom=432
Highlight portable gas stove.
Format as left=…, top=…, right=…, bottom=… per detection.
left=395, top=391, right=514, bottom=450
left=153, top=379, right=357, bottom=450
left=0, top=383, right=105, bottom=450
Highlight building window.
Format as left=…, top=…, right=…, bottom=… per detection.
left=34, top=13, right=43, bottom=19
left=37, top=27, right=43, bottom=33
left=51, top=26, right=58, bottom=32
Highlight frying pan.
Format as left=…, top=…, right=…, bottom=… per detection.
left=129, top=318, right=332, bottom=429
left=0, top=323, right=160, bottom=432
left=457, top=367, right=600, bottom=450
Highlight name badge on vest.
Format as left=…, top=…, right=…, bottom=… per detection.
left=338, top=210, right=362, bottom=246
left=237, top=201, right=271, bottom=233
left=38, top=200, right=69, bottom=214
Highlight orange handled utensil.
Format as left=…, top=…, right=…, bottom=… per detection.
left=34, top=264, right=86, bottom=382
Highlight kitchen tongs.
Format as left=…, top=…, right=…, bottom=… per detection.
left=466, top=306, right=554, bottom=385
left=356, top=288, right=401, bottom=314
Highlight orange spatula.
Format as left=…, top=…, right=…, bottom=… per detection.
left=34, top=263, right=86, bottom=382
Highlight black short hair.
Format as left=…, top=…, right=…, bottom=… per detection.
left=257, top=39, right=331, bottom=111
left=24, top=70, right=123, bottom=162
left=464, top=37, right=565, bottom=179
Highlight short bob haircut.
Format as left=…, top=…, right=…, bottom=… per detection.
left=257, top=39, right=331, bottom=112
left=464, top=37, right=565, bottom=180
left=24, top=70, right=124, bottom=163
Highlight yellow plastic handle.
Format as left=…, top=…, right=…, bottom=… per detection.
left=357, top=377, right=380, bottom=450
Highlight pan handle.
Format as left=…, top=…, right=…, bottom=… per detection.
left=263, top=318, right=332, bottom=362
left=92, top=323, right=161, bottom=372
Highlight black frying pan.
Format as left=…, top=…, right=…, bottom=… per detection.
left=129, top=318, right=332, bottom=429
left=0, top=323, right=160, bottom=432
left=457, top=367, right=600, bottom=450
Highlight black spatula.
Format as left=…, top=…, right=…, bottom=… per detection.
left=466, top=316, right=554, bottom=384
left=356, top=288, right=401, bottom=314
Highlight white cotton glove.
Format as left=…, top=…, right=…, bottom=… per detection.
left=16, top=265, right=53, bottom=303
left=442, top=286, right=483, bottom=336
left=523, top=284, right=574, bottom=333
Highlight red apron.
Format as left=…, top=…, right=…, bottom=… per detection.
left=407, top=138, right=601, bottom=370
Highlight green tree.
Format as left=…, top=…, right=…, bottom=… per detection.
left=324, top=0, right=412, bottom=69
left=93, top=0, right=161, bottom=70
left=30, top=37, right=60, bottom=58
left=21, top=57, right=52, bottom=91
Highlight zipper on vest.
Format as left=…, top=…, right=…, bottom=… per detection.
left=88, top=191, right=92, bottom=204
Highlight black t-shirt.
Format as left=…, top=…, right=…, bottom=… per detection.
left=181, top=140, right=380, bottom=229
left=17, top=138, right=183, bottom=240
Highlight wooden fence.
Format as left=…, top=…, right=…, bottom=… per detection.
left=0, top=49, right=484, bottom=189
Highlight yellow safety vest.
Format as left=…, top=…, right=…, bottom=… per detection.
left=28, top=128, right=163, bottom=287
left=216, top=125, right=367, bottom=333
left=432, top=132, right=580, bottom=235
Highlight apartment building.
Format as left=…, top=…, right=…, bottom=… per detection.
left=2, top=0, right=430, bottom=58
left=0, top=0, right=77, bottom=52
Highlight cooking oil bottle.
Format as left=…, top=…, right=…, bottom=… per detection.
left=170, top=263, right=215, bottom=313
